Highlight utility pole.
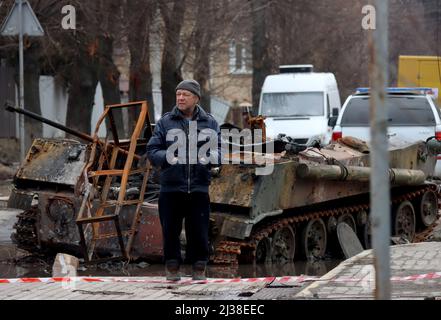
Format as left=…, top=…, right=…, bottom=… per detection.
left=18, top=0, right=25, bottom=161
left=369, top=0, right=390, bottom=300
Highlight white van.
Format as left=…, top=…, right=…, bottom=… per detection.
left=258, top=65, right=341, bottom=146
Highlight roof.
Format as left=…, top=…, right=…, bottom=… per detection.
left=262, top=73, right=338, bottom=93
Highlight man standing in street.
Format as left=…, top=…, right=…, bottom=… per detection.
left=147, top=80, right=221, bottom=281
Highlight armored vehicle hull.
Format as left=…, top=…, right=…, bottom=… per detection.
left=8, top=137, right=441, bottom=264
left=5, top=100, right=440, bottom=264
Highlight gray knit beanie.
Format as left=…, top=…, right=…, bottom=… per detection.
left=176, top=80, right=201, bottom=99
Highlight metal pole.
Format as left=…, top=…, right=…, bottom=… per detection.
left=18, top=0, right=25, bottom=161
left=370, top=0, right=390, bottom=300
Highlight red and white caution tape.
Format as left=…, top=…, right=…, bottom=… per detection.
left=391, top=272, right=441, bottom=281
left=0, top=275, right=316, bottom=285
left=0, top=272, right=440, bottom=285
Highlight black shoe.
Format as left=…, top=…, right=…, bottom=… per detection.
left=192, top=261, right=207, bottom=281
left=165, top=260, right=181, bottom=281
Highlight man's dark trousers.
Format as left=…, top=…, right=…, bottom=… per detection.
left=158, top=192, right=210, bottom=265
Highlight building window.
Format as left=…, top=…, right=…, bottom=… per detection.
left=229, top=39, right=252, bottom=75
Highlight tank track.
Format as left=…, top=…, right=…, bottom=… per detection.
left=11, top=206, right=40, bottom=252
left=11, top=186, right=440, bottom=264
left=213, top=184, right=441, bottom=265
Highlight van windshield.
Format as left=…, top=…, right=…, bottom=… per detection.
left=261, top=92, right=324, bottom=117
left=341, top=96, right=435, bottom=126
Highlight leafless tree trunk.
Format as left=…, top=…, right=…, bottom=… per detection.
left=159, top=0, right=186, bottom=114
left=251, top=0, right=274, bottom=115
left=95, top=0, right=124, bottom=136
left=420, top=0, right=439, bottom=49
left=193, top=0, right=216, bottom=113
left=125, top=0, right=155, bottom=129
left=2, top=0, right=66, bottom=147
left=65, top=41, right=99, bottom=135
left=97, top=35, right=125, bottom=137
left=21, top=42, right=42, bottom=150
left=65, top=0, right=126, bottom=136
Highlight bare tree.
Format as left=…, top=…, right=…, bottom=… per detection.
left=124, top=0, right=156, bottom=128
left=251, top=0, right=276, bottom=114
left=421, top=0, right=439, bottom=52
left=192, top=0, right=220, bottom=113
left=0, top=0, right=126, bottom=137
left=159, top=0, right=186, bottom=114
left=64, top=0, right=124, bottom=136
left=166, top=0, right=253, bottom=120
left=96, top=0, right=124, bottom=134
left=389, top=0, right=435, bottom=84
left=1, top=0, right=67, bottom=149
left=267, top=0, right=369, bottom=100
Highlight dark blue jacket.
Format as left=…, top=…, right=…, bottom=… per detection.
left=146, top=105, right=221, bottom=193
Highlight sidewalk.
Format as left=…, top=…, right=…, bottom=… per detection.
left=296, top=242, right=441, bottom=300
left=0, top=275, right=311, bottom=300
left=0, top=242, right=441, bottom=299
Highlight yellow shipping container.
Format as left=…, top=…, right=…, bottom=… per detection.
left=398, top=55, right=441, bottom=106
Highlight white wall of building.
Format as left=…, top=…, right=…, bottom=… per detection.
left=90, top=82, right=105, bottom=137
left=150, top=9, right=163, bottom=122
left=39, top=76, right=67, bottom=138
left=39, top=76, right=106, bottom=138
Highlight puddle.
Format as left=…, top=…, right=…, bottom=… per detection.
left=77, top=259, right=340, bottom=279
left=0, top=243, right=340, bottom=279
left=0, top=243, right=52, bottom=278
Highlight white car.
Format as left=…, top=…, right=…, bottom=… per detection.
left=331, top=88, right=441, bottom=177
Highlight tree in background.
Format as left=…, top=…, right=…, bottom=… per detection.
left=266, top=0, right=369, bottom=101
left=0, top=0, right=67, bottom=149
left=64, top=0, right=124, bottom=136
left=251, top=0, right=277, bottom=114
left=159, top=0, right=186, bottom=114
left=192, top=0, right=215, bottom=113
left=2, top=0, right=441, bottom=138
left=124, top=0, right=156, bottom=129
left=420, top=0, right=439, bottom=52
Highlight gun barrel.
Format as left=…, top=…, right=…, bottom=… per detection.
left=5, top=102, right=141, bottom=160
left=5, top=102, right=93, bottom=143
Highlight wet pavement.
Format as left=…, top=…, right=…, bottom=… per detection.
left=296, top=242, right=441, bottom=300
left=0, top=207, right=340, bottom=280
left=1, top=176, right=441, bottom=300
left=1, top=242, right=441, bottom=300
left=0, top=179, right=341, bottom=280
left=0, top=241, right=340, bottom=280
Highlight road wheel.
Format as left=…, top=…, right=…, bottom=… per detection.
left=393, top=201, right=416, bottom=242
left=301, top=218, right=327, bottom=260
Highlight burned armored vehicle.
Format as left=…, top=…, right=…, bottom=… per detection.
left=211, top=136, right=441, bottom=264
left=5, top=102, right=441, bottom=265
left=6, top=101, right=162, bottom=263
